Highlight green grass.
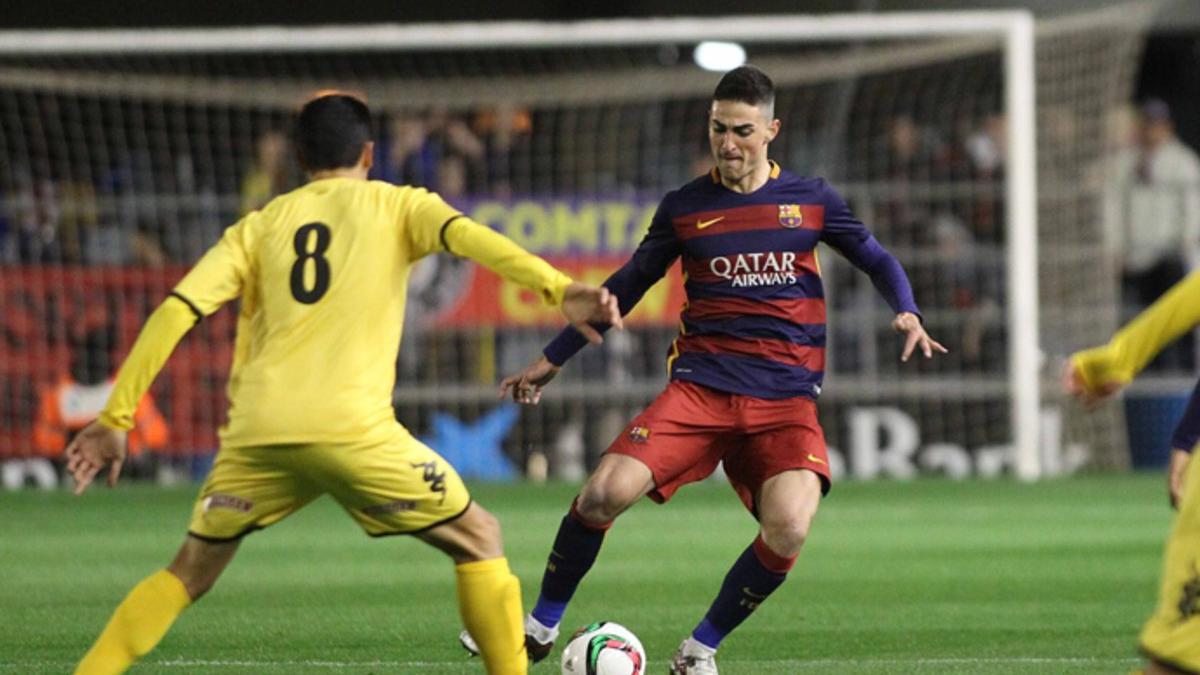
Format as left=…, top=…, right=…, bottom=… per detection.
left=0, top=474, right=1175, bottom=673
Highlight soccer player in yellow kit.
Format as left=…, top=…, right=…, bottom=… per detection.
left=65, top=93, right=621, bottom=675
left=1066, top=272, right=1200, bottom=675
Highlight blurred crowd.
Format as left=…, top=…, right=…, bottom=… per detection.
left=3, top=96, right=1200, bottom=477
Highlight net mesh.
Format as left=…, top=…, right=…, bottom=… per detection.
left=0, top=4, right=1157, bottom=479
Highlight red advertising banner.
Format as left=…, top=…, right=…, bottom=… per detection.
left=432, top=255, right=685, bottom=327
left=1, top=266, right=233, bottom=457
left=0, top=197, right=677, bottom=457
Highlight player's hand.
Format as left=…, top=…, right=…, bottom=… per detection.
left=1168, top=448, right=1190, bottom=510
left=499, top=355, right=560, bottom=405
left=892, top=312, right=948, bottom=362
left=64, top=421, right=128, bottom=495
left=1061, top=360, right=1122, bottom=409
left=561, top=282, right=623, bottom=345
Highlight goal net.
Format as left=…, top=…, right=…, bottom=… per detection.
left=0, top=3, right=1157, bottom=482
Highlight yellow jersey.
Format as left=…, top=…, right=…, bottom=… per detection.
left=101, top=177, right=571, bottom=448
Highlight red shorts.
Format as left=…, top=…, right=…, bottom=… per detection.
left=606, top=380, right=831, bottom=515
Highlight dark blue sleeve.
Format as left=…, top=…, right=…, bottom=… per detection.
left=818, top=180, right=921, bottom=318
left=1170, top=378, right=1200, bottom=453
left=543, top=197, right=683, bottom=366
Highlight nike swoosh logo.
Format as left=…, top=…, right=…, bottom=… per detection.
left=696, top=216, right=725, bottom=229
left=806, top=454, right=826, bottom=465
left=741, top=586, right=767, bottom=600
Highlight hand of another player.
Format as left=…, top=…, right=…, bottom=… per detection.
left=1061, top=360, right=1122, bottom=409
left=64, top=421, right=128, bottom=495
left=499, top=355, right=560, bottom=405
left=1168, top=448, right=1190, bottom=510
left=892, top=312, right=948, bottom=362
left=560, top=282, right=623, bottom=345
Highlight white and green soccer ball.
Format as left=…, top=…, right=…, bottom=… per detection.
left=560, top=621, right=646, bottom=675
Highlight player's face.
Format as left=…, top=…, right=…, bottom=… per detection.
left=709, top=99, right=779, bottom=184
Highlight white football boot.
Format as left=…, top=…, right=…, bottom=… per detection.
left=458, top=614, right=560, bottom=663
left=668, top=637, right=719, bottom=675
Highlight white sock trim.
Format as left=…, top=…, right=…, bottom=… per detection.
left=683, top=637, right=717, bottom=656
left=525, top=614, right=559, bottom=641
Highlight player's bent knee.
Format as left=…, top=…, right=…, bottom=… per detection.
left=760, top=516, right=811, bottom=557
left=576, top=480, right=637, bottom=524
left=167, top=536, right=239, bottom=600
left=461, top=506, right=503, bottom=551
left=421, top=503, right=505, bottom=563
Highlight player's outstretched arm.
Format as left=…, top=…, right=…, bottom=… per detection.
left=499, top=355, right=560, bottom=405
left=65, top=421, right=128, bottom=495
left=1066, top=272, right=1200, bottom=409
left=892, top=312, right=948, bottom=362
left=69, top=295, right=200, bottom=494
left=560, top=282, right=623, bottom=345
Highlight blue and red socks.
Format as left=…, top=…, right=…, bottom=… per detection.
left=691, top=534, right=796, bottom=649
left=530, top=499, right=611, bottom=628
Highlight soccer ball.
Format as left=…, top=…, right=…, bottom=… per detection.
left=560, top=621, right=646, bottom=675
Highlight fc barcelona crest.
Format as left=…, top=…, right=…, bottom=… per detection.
left=778, top=204, right=803, bottom=228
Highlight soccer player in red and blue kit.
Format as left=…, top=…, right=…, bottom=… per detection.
left=463, top=65, right=946, bottom=674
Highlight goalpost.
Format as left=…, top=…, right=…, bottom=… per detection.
left=0, top=5, right=1155, bottom=480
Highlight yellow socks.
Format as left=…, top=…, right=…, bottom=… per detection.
left=456, top=557, right=527, bottom=675
left=75, top=570, right=192, bottom=675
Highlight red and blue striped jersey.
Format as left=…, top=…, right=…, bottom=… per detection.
left=544, top=163, right=921, bottom=399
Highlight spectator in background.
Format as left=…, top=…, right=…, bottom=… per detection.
left=9, top=168, right=63, bottom=263
left=1103, top=99, right=1200, bottom=369
left=376, top=109, right=485, bottom=193
left=128, top=218, right=169, bottom=267
left=874, top=114, right=944, bottom=245
left=239, top=129, right=296, bottom=215
left=473, top=105, right=533, bottom=197
left=34, top=328, right=168, bottom=480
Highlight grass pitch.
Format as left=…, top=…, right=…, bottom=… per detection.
left=0, top=474, right=1173, bottom=673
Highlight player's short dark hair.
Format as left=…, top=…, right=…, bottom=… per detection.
left=294, top=94, right=373, bottom=172
left=712, top=65, right=775, bottom=109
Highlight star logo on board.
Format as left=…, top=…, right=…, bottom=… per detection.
left=420, top=404, right=520, bottom=480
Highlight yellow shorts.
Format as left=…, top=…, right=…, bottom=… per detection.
left=1139, top=453, right=1200, bottom=672
left=188, top=428, right=471, bottom=541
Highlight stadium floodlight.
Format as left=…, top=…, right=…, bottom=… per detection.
left=694, top=41, right=747, bottom=71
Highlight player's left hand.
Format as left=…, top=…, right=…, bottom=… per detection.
left=64, top=421, right=128, bottom=495
left=561, top=282, right=623, bottom=345
left=892, top=312, right=947, bottom=362
left=1168, top=448, right=1190, bottom=510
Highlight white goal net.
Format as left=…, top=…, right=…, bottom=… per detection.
left=0, top=3, right=1158, bottom=483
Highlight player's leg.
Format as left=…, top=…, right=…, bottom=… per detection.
left=525, top=452, right=656, bottom=648
left=673, top=398, right=830, bottom=674
left=75, top=535, right=240, bottom=675
left=321, top=431, right=526, bottom=674
left=672, top=469, right=822, bottom=675
left=417, top=504, right=527, bottom=675
left=75, top=444, right=316, bottom=675
left=530, top=381, right=729, bottom=660
left=1137, top=450, right=1200, bottom=674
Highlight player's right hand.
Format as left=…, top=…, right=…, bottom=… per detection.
left=560, top=282, right=623, bottom=345
left=499, top=355, right=560, bottom=405
left=64, top=420, right=128, bottom=495
left=1168, top=448, right=1190, bottom=510
left=1061, top=359, right=1122, bottom=409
